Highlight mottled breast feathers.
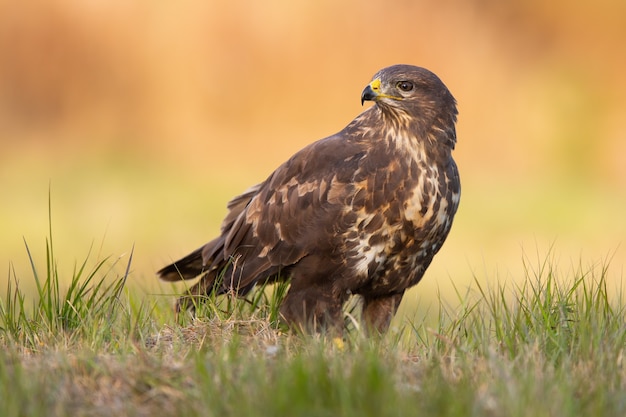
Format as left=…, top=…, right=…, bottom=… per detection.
left=158, top=64, right=460, bottom=334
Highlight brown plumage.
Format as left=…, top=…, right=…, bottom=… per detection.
left=158, top=64, right=460, bottom=334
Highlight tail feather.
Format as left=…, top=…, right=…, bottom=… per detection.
left=158, top=247, right=204, bottom=281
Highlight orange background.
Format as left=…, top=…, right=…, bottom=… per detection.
left=1, top=1, right=625, bottom=320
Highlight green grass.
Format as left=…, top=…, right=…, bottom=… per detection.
left=1, top=225, right=626, bottom=417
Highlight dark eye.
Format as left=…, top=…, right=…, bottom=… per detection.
left=396, top=81, right=414, bottom=92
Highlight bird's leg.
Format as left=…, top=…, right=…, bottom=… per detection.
left=361, top=291, right=405, bottom=335
left=280, top=285, right=346, bottom=334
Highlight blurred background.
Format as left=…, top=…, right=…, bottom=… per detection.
left=1, top=0, right=625, bottom=321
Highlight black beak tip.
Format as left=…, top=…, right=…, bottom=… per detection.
left=360, top=85, right=376, bottom=106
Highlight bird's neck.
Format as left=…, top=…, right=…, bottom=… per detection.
left=349, top=106, right=456, bottom=161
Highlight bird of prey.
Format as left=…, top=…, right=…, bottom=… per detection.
left=159, top=64, right=460, bottom=334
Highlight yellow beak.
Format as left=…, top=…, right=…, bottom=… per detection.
left=361, top=78, right=381, bottom=105
left=360, top=78, right=402, bottom=105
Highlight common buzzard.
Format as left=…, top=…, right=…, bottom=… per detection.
left=159, top=64, right=460, bottom=334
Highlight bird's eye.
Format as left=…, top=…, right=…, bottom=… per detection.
left=396, top=81, right=414, bottom=92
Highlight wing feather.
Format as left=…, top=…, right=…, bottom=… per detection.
left=205, top=128, right=373, bottom=290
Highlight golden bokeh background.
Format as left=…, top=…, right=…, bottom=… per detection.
left=1, top=1, right=625, bottom=320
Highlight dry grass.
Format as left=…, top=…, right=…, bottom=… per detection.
left=2, top=228, right=626, bottom=416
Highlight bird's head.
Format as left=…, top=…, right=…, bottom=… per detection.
left=360, top=64, right=458, bottom=148
left=361, top=64, right=457, bottom=123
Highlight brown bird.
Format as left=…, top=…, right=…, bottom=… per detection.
left=158, top=64, right=460, bottom=334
